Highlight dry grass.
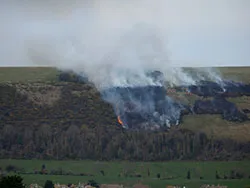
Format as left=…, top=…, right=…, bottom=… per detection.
left=219, top=67, right=250, bottom=83
left=0, top=67, right=58, bottom=83
left=15, top=83, right=62, bottom=106
left=0, top=66, right=250, bottom=83
left=181, top=114, right=250, bottom=142
left=227, top=96, right=250, bottom=110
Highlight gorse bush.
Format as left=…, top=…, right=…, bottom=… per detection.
left=187, top=170, right=191, bottom=179
left=44, top=180, right=54, bottom=188
left=0, top=175, right=25, bottom=188
left=87, top=179, right=99, bottom=188
left=5, top=164, right=20, bottom=172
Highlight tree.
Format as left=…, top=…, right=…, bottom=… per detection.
left=100, top=170, right=105, bottom=176
left=0, top=175, right=25, bottom=188
left=44, top=180, right=54, bottom=188
left=215, top=170, right=220, bottom=179
left=187, top=170, right=191, bottom=179
left=87, top=180, right=99, bottom=188
left=147, top=168, right=150, bottom=177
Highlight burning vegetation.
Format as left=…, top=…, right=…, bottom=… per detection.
left=58, top=70, right=250, bottom=131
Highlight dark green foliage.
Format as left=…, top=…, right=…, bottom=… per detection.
left=0, top=175, right=25, bottom=188
left=5, top=164, right=19, bottom=172
left=230, top=170, right=235, bottom=179
left=147, top=168, right=150, bottom=177
left=216, top=170, right=220, bottom=179
left=235, top=171, right=244, bottom=179
left=44, top=180, right=54, bottom=188
left=100, top=170, right=105, bottom=176
left=187, top=170, right=191, bottom=179
left=87, top=179, right=99, bottom=188
left=42, top=164, right=46, bottom=170
left=157, top=173, right=161, bottom=179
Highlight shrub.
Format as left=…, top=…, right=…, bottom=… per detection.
left=0, top=175, right=25, bottom=188
left=235, top=171, right=244, bottom=179
left=5, top=164, right=19, bottom=172
left=87, top=179, right=99, bottom=188
left=230, top=170, right=235, bottom=179
left=44, top=180, right=54, bottom=188
left=100, top=170, right=105, bottom=176
left=215, top=170, right=220, bottom=179
left=147, top=168, right=150, bottom=177
left=187, top=170, right=191, bottom=179
left=157, top=173, right=161, bottom=179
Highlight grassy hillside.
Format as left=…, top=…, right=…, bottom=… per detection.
left=0, top=66, right=250, bottom=144
left=0, top=66, right=250, bottom=83
left=0, top=159, right=250, bottom=188
left=0, top=67, right=58, bottom=83
left=0, top=66, right=250, bottom=162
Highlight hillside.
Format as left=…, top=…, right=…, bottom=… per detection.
left=0, top=67, right=250, bottom=161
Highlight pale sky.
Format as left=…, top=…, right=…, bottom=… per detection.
left=0, top=0, right=249, bottom=67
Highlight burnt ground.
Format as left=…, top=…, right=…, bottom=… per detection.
left=1, top=77, right=250, bottom=141
left=100, top=79, right=250, bottom=131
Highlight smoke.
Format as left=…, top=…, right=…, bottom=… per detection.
left=1, top=0, right=236, bottom=129
left=0, top=0, right=225, bottom=90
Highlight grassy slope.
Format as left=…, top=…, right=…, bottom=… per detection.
left=0, top=66, right=250, bottom=83
left=0, top=67, right=250, bottom=187
left=0, top=159, right=250, bottom=188
left=1, top=67, right=250, bottom=142
left=0, top=67, right=58, bottom=83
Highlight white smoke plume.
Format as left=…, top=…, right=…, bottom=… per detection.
left=0, top=0, right=227, bottom=89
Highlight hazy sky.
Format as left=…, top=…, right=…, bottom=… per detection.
left=0, top=0, right=249, bottom=67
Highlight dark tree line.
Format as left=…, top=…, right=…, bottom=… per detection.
left=0, top=123, right=249, bottom=161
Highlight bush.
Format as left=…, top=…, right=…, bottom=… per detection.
left=187, top=170, right=191, bottom=179
left=215, top=170, right=220, bottom=179
left=87, top=179, right=99, bottom=188
left=157, top=173, right=161, bottom=179
left=100, top=170, right=105, bottom=176
left=5, top=165, right=19, bottom=172
left=235, top=171, right=244, bottom=179
left=0, top=175, right=25, bottom=188
left=44, top=180, right=54, bottom=188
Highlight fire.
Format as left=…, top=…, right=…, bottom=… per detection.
left=117, top=116, right=123, bottom=125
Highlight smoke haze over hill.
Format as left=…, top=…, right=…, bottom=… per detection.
left=2, top=0, right=248, bottom=88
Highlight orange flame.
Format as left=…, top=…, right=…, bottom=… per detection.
left=117, top=116, right=123, bottom=125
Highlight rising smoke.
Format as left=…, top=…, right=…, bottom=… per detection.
left=0, top=0, right=233, bottom=129
left=0, top=0, right=224, bottom=88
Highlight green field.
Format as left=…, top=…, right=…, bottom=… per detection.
left=0, top=159, right=250, bottom=188
left=0, top=67, right=58, bottom=83
left=0, top=66, right=250, bottom=83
